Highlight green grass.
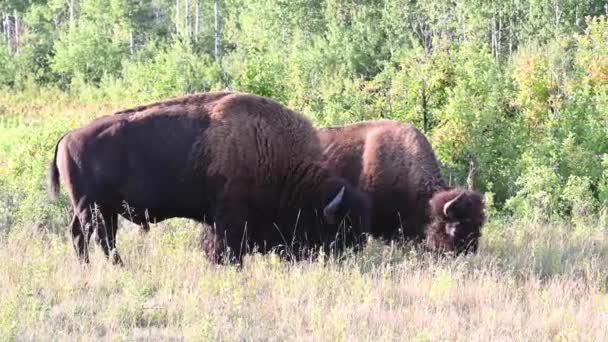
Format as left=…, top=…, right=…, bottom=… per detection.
left=0, top=219, right=607, bottom=340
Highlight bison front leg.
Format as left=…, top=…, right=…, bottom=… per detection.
left=205, top=201, right=251, bottom=265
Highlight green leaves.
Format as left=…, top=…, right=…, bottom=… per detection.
left=2, top=0, right=608, bottom=222
left=51, top=23, right=126, bottom=84
left=120, top=40, right=222, bottom=100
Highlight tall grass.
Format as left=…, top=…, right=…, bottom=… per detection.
left=0, top=218, right=607, bottom=340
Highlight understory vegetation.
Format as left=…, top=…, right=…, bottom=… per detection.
left=0, top=0, right=607, bottom=340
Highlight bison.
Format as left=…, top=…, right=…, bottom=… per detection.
left=48, top=92, right=371, bottom=264
left=318, top=120, right=485, bottom=255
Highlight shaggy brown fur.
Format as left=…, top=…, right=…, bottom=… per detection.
left=425, top=188, right=485, bottom=254
left=318, top=120, right=485, bottom=255
left=48, top=92, right=370, bottom=265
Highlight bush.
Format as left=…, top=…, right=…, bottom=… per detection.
left=505, top=164, right=562, bottom=220
left=230, top=52, right=288, bottom=103
left=0, top=45, right=16, bottom=86
left=51, top=23, right=126, bottom=86
left=0, top=119, right=74, bottom=233
left=561, top=175, right=596, bottom=223
left=118, top=41, right=224, bottom=101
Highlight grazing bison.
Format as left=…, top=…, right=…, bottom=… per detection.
left=48, top=92, right=370, bottom=264
left=318, top=120, right=485, bottom=255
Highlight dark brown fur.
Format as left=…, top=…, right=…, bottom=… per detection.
left=48, top=92, right=370, bottom=264
left=318, top=120, right=485, bottom=255
left=425, top=188, right=485, bottom=254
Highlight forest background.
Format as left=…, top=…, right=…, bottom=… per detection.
left=1, top=0, right=607, bottom=229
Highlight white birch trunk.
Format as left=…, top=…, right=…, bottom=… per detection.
left=69, top=0, right=75, bottom=31
left=13, top=10, right=19, bottom=54
left=176, top=0, right=180, bottom=33
left=214, top=0, right=220, bottom=60
left=491, top=14, right=496, bottom=58
left=554, top=0, right=561, bottom=37
left=195, top=0, right=200, bottom=41
left=5, top=13, right=10, bottom=53
left=129, top=31, right=134, bottom=55
left=1, top=13, right=6, bottom=50
left=508, top=11, right=513, bottom=58
left=185, top=0, right=190, bottom=37
left=497, top=10, right=502, bottom=59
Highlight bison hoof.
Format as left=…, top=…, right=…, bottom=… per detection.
left=110, top=251, right=124, bottom=266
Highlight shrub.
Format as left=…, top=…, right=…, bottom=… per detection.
left=0, top=119, right=73, bottom=233
left=0, top=44, right=16, bottom=87
left=119, top=41, right=223, bottom=101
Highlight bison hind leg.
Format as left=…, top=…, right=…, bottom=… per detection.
left=96, top=207, right=123, bottom=266
left=70, top=211, right=94, bottom=264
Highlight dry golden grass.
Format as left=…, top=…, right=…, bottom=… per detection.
left=1, top=218, right=607, bottom=341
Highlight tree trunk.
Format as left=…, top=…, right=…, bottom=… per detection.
left=13, top=10, right=19, bottom=54
left=554, top=0, right=561, bottom=38
left=129, top=31, right=134, bottom=55
left=4, top=13, right=10, bottom=53
left=195, top=0, right=200, bottom=41
left=185, top=0, right=190, bottom=37
left=508, top=1, right=513, bottom=57
left=176, top=0, right=180, bottom=33
left=421, top=81, right=429, bottom=134
left=2, top=12, right=6, bottom=50
left=214, top=0, right=220, bottom=60
left=491, top=14, right=496, bottom=58
left=497, top=10, right=502, bottom=59
left=466, top=159, right=477, bottom=190
left=69, top=0, right=75, bottom=31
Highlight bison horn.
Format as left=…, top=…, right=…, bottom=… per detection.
left=443, top=192, right=465, bottom=217
left=323, top=186, right=345, bottom=223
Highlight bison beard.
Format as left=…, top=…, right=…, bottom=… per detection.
left=48, top=92, right=371, bottom=265
left=318, top=120, right=486, bottom=255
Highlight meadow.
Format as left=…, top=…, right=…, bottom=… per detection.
left=1, top=218, right=608, bottom=340
left=0, top=90, right=607, bottom=341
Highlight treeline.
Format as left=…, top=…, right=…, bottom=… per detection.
left=0, top=0, right=607, bottom=222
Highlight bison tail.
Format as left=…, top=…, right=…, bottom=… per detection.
left=48, top=136, right=64, bottom=201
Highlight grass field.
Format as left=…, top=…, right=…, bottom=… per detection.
left=1, top=218, right=607, bottom=341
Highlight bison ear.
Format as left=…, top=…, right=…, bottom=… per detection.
left=323, top=186, right=345, bottom=224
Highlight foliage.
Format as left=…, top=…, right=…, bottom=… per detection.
left=50, top=5, right=127, bottom=84
left=0, top=119, right=74, bottom=232
left=118, top=40, right=224, bottom=100
left=0, top=1, right=607, bottom=225
left=0, top=43, right=16, bottom=86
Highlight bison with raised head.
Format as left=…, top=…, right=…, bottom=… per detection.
left=48, top=92, right=370, bottom=265
left=318, top=120, right=485, bottom=255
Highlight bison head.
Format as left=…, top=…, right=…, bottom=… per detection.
left=321, top=178, right=372, bottom=245
left=425, top=188, right=485, bottom=255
